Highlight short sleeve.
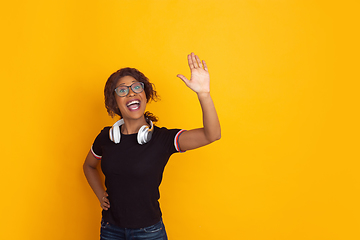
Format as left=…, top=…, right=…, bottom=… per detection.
left=174, top=129, right=186, bottom=153
left=154, top=127, right=187, bottom=154
left=91, top=127, right=110, bottom=160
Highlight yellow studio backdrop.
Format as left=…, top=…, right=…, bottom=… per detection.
left=1, top=0, right=359, bottom=239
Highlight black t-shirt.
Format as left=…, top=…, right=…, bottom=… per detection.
left=91, top=125, right=185, bottom=228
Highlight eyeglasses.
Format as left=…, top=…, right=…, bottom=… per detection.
left=114, top=82, right=144, bottom=97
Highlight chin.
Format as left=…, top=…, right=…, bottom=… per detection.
left=122, top=110, right=145, bottom=120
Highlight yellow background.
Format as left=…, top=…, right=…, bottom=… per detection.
left=1, top=0, right=359, bottom=239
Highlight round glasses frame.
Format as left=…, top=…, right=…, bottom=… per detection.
left=114, top=82, right=145, bottom=97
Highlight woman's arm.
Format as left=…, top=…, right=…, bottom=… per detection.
left=83, top=151, right=110, bottom=210
left=176, top=53, right=221, bottom=151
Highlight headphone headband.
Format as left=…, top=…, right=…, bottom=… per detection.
left=109, top=119, right=153, bottom=144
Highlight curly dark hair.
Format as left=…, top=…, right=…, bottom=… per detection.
left=104, top=67, right=159, bottom=122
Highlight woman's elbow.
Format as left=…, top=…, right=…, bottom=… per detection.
left=214, top=133, right=221, bottom=141
left=214, top=128, right=221, bottom=141
left=217, top=132, right=221, bottom=141
left=208, top=132, right=221, bottom=143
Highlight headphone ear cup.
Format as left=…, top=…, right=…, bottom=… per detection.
left=109, top=128, right=114, bottom=142
left=137, top=120, right=154, bottom=145
left=109, top=119, right=124, bottom=144
left=113, top=125, right=121, bottom=144
left=145, top=128, right=153, bottom=143
left=137, top=125, right=148, bottom=145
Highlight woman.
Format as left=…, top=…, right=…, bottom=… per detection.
left=83, top=53, right=221, bottom=240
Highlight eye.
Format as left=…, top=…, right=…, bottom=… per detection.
left=118, top=88, right=127, bottom=93
left=133, top=82, right=143, bottom=91
left=115, top=87, right=128, bottom=96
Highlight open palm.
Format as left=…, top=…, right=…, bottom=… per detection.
left=177, top=53, right=210, bottom=94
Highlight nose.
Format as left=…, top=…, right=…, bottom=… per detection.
left=127, top=87, right=136, bottom=97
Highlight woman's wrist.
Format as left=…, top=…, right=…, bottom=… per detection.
left=197, top=92, right=211, bottom=99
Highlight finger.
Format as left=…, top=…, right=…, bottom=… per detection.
left=102, top=196, right=110, bottom=204
left=195, top=55, right=203, bottom=68
left=188, top=54, right=195, bottom=69
left=202, top=60, right=208, bottom=71
left=191, top=52, right=199, bottom=68
left=101, top=203, right=109, bottom=211
left=177, top=74, right=190, bottom=85
left=100, top=202, right=107, bottom=210
left=101, top=200, right=110, bottom=208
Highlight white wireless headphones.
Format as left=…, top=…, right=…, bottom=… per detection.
left=109, top=119, right=154, bottom=145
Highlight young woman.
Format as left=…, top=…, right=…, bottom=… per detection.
left=83, top=53, right=221, bottom=240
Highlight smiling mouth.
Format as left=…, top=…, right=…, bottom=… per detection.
left=126, top=100, right=140, bottom=111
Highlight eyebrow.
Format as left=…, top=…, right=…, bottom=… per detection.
left=117, top=81, right=136, bottom=87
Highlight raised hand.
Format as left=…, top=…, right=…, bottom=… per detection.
left=175, top=52, right=221, bottom=151
left=177, top=52, right=210, bottom=94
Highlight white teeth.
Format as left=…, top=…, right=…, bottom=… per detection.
left=126, top=100, right=140, bottom=107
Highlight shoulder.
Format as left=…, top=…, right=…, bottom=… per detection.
left=96, top=126, right=111, bottom=138
left=154, top=126, right=186, bottom=141
left=152, top=125, right=185, bottom=152
left=153, top=125, right=170, bottom=132
left=153, top=125, right=182, bottom=135
left=93, top=126, right=112, bottom=144
left=100, top=126, right=111, bottom=134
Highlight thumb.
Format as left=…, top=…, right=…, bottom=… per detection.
left=177, top=74, right=189, bottom=85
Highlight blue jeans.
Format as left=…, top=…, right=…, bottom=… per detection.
left=100, top=218, right=168, bottom=240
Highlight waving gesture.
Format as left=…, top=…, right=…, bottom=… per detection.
left=177, top=53, right=210, bottom=94
left=175, top=52, right=221, bottom=152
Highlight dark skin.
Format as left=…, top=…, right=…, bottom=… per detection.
left=83, top=52, right=221, bottom=210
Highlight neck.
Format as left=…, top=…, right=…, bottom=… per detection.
left=121, top=116, right=148, bottom=134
